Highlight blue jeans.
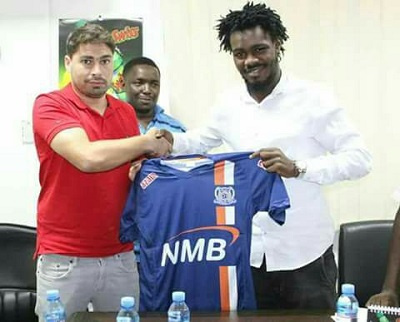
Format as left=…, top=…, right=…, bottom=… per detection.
left=35, top=251, right=139, bottom=321
left=251, top=246, right=337, bottom=310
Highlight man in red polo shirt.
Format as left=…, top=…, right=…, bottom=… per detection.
left=32, top=23, right=170, bottom=320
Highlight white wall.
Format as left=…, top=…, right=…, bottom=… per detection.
left=1, top=0, right=400, bottom=228
left=0, top=0, right=164, bottom=225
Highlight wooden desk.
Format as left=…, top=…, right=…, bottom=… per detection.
left=67, top=310, right=334, bottom=322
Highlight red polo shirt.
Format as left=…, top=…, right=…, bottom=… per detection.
left=33, top=84, right=140, bottom=257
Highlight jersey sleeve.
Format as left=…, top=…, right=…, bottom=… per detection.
left=33, top=94, right=82, bottom=144
left=249, top=159, right=290, bottom=225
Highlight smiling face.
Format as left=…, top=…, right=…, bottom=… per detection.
left=64, top=42, right=113, bottom=99
left=230, top=26, right=281, bottom=96
left=123, top=64, right=160, bottom=116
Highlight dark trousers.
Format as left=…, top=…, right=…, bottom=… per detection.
left=251, top=246, right=337, bottom=310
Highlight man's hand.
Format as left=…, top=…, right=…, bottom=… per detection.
left=155, top=129, right=174, bottom=145
left=366, top=290, right=399, bottom=307
left=128, top=159, right=143, bottom=181
left=250, top=148, right=297, bottom=178
left=144, top=128, right=172, bottom=158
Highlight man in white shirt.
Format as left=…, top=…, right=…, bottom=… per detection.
left=161, top=2, right=372, bottom=310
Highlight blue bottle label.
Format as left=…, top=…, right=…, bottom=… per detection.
left=45, top=313, right=65, bottom=322
left=168, top=311, right=181, bottom=322
left=45, top=317, right=65, bottom=322
left=337, top=295, right=358, bottom=319
left=117, top=318, right=132, bottom=322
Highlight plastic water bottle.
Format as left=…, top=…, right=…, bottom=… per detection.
left=336, top=283, right=359, bottom=321
left=44, top=289, right=66, bottom=322
left=116, top=296, right=139, bottom=322
left=168, top=291, right=190, bottom=322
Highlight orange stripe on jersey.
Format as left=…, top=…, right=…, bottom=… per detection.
left=216, top=206, right=226, bottom=225
left=214, top=161, right=225, bottom=186
left=215, top=162, right=225, bottom=225
left=219, top=266, right=230, bottom=311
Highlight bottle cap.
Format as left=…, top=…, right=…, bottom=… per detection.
left=121, top=296, right=135, bottom=309
left=172, top=291, right=185, bottom=302
left=341, top=283, right=355, bottom=294
left=46, top=289, right=60, bottom=301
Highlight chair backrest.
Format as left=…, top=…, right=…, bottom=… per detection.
left=0, top=223, right=38, bottom=322
left=338, top=220, right=393, bottom=307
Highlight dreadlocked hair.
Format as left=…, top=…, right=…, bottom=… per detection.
left=216, top=2, right=289, bottom=59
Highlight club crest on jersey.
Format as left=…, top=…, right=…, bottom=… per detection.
left=140, top=172, right=158, bottom=189
left=214, top=186, right=236, bottom=205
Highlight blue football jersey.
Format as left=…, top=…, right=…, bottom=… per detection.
left=120, top=152, right=290, bottom=311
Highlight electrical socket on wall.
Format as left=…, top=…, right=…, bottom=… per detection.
left=21, top=120, right=34, bottom=144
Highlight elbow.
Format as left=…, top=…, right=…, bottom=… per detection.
left=365, top=160, right=373, bottom=176
left=353, top=149, right=373, bottom=179
left=75, top=154, right=106, bottom=173
left=361, top=150, right=373, bottom=176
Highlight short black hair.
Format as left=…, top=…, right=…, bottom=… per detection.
left=123, top=57, right=160, bottom=79
left=216, top=2, right=289, bottom=59
left=66, top=23, right=115, bottom=57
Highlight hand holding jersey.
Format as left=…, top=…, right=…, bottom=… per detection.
left=129, top=160, right=143, bottom=181
left=128, top=129, right=172, bottom=181
left=250, top=148, right=301, bottom=178
left=157, top=131, right=299, bottom=179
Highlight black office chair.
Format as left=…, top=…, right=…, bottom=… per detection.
left=0, top=223, right=38, bottom=322
left=338, top=220, right=394, bottom=307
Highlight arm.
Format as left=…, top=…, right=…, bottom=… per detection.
left=172, top=127, right=223, bottom=154
left=366, top=206, right=400, bottom=306
left=300, top=109, right=372, bottom=184
left=50, top=127, right=171, bottom=173
left=300, top=89, right=372, bottom=184
left=171, top=103, right=224, bottom=154
left=251, top=88, right=372, bottom=183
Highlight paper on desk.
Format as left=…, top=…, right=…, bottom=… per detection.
left=331, top=307, right=368, bottom=321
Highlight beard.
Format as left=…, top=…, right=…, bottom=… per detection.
left=243, top=61, right=281, bottom=97
left=85, top=86, right=109, bottom=98
left=128, top=99, right=155, bottom=116
left=244, top=79, right=269, bottom=94
left=83, top=77, right=110, bottom=98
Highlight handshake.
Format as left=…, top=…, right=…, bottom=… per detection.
left=129, top=129, right=174, bottom=181
left=144, top=128, right=174, bottom=158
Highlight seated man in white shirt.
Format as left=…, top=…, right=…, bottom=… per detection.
left=366, top=187, right=400, bottom=307
left=159, top=2, right=372, bottom=310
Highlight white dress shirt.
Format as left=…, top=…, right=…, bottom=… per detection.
left=173, top=74, right=372, bottom=271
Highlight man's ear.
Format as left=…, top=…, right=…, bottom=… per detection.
left=274, top=40, right=281, bottom=52
left=64, top=55, right=72, bottom=73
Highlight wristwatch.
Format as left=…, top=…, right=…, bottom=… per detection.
left=293, top=160, right=307, bottom=177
